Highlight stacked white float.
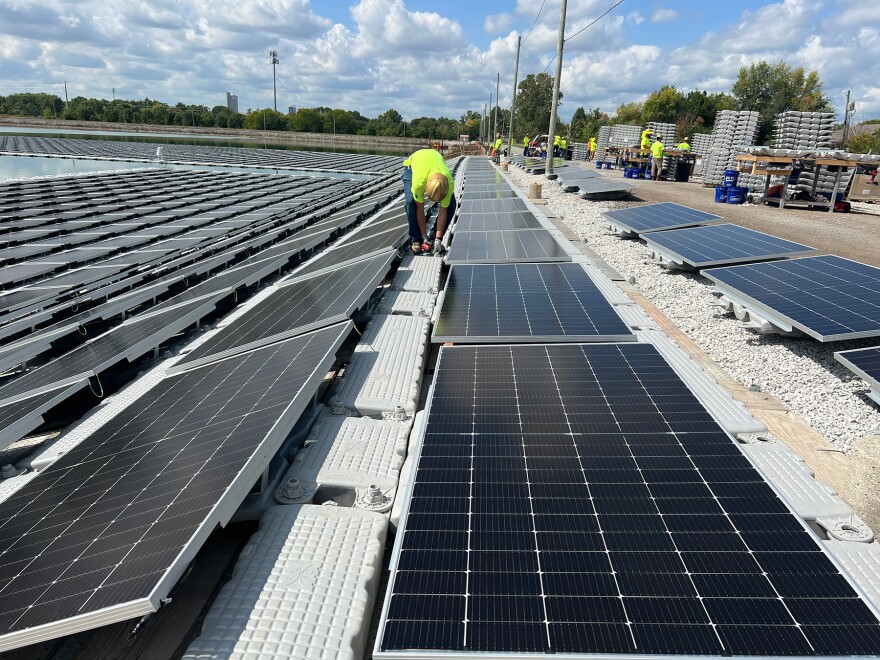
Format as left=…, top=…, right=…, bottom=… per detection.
left=701, top=110, right=761, bottom=188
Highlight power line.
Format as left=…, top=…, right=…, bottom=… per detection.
left=542, top=0, right=624, bottom=73
left=502, top=0, right=546, bottom=78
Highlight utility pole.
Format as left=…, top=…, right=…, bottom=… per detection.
left=487, top=92, right=492, bottom=144
left=507, top=35, right=522, bottom=156
left=546, top=0, right=567, bottom=175
left=493, top=73, right=500, bottom=143
left=842, top=89, right=853, bottom=146
left=270, top=50, right=279, bottom=112
left=483, top=102, right=487, bottom=145
left=63, top=81, right=69, bottom=110
left=112, top=88, right=115, bottom=101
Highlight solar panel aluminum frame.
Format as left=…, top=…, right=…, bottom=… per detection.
left=643, top=226, right=817, bottom=270
left=0, top=321, right=354, bottom=653
left=373, top=344, right=880, bottom=660
left=168, top=252, right=394, bottom=373
left=0, top=323, right=79, bottom=375
left=834, top=348, right=880, bottom=406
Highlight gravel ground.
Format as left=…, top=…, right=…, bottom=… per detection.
left=505, top=162, right=880, bottom=453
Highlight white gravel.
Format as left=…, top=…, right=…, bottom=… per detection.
left=506, top=164, right=880, bottom=453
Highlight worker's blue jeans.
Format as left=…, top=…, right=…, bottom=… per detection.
left=402, top=167, right=457, bottom=243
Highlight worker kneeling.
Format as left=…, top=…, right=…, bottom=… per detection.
left=402, top=149, right=457, bottom=255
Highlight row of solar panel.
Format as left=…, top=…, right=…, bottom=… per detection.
left=0, top=155, right=422, bottom=650
left=0, top=172, right=398, bottom=330
left=0, top=136, right=402, bottom=174
left=375, top=157, right=880, bottom=657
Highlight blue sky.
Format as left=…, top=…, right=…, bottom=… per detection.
left=0, top=0, right=877, bottom=125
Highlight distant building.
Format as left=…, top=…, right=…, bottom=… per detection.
left=226, top=92, right=239, bottom=114
left=288, top=105, right=297, bottom=115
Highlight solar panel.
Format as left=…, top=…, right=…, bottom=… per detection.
left=445, top=229, right=570, bottom=264
left=458, top=198, right=528, bottom=214
left=302, top=227, right=406, bottom=274
left=174, top=252, right=393, bottom=369
left=434, top=264, right=634, bottom=343
left=460, top=190, right=520, bottom=199
left=376, top=343, right=880, bottom=657
left=0, top=382, right=89, bottom=450
left=603, top=203, right=721, bottom=234
left=835, top=346, right=880, bottom=406
left=0, top=321, right=352, bottom=652
left=703, top=255, right=880, bottom=342
left=643, top=224, right=817, bottom=268
left=454, top=211, right=544, bottom=232
left=576, top=179, right=637, bottom=198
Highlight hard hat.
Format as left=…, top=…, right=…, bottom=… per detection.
left=425, top=173, right=449, bottom=202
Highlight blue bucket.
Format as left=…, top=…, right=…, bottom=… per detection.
left=726, top=186, right=746, bottom=204
left=723, top=169, right=739, bottom=187
left=645, top=171, right=652, bottom=180
left=715, top=186, right=728, bottom=203
left=605, top=162, right=613, bottom=170
left=595, top=161, right=603, bottom=169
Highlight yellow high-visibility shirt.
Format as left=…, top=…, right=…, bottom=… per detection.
left=403, top=149, right=454, bottom=208
left=523, top=136, right=529, bottom=146
left=651, top=141, right=665, bottom=159
left=560, top=139, right=567, bottom=149
left=641, top=129, right=653, bottom=149
left=554, top=135, right=560, bottom=146
left=678, top=142, right=691, bottom=151
left=494, top=138, right=502, bottom=150
left=589, top=138, right=596, bottom=148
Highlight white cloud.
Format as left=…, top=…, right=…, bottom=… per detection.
left=484, top=12, right=512, bottom=34
left=650, top=8, right=678, bottom=23
left=626, top=12, right=645, bottom=25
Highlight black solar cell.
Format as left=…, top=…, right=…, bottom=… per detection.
left=603, top=202, right=721, bottom=234
left=445, top=229, right=570, bottom=264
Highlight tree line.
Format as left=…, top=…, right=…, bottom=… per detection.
left=2, top=60, right=877, bottom=152
left=0, top=94, right=469, bottom=140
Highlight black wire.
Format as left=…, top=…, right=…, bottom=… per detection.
left=542, top=0, right=625, bottom=73
left=502, top=0, right=546, bottom=78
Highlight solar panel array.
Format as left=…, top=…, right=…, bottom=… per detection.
left=447, top=159, right=571, bottom=265
left=644, top=223, right=817, bottom=268
left=434, top=264, right=633, bottom=343
left=603, top=202, right=722, bottom=234
left=0, top=136, right=402, bottom=174
left=0, top=148, right=448, bottom=650
left=377, top=343, right=880, bottom=656
left=0, top=322, right=352, bottom=650
left=0, top=167, right=404, bottom=452
left=703, top=255, right=880, bottom=341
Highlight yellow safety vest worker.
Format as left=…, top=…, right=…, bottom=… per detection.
left=651, top=140, right=665, bottom=160
left=560, top=139, right=567, bottom=150
left=678, top=142, right=691, bottom=151
left=523, top=136, right=529, bottom=146
left=641, top=129, right=653, bottom=149
left=403, top=149, right=454, bottom=208
left=494, top=137, right=502, bottom=151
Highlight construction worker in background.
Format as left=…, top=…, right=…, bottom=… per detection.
left=402, top=148, right=456, bottom=255
left=560, top=136, right=567, bottom=160
left=651, top=134, right=665, bottom=180
left=523, top=135, right=529, bottom=156
left=493, top=133, right=502, bottom=163
left=678, top=137, right=691, bottom=151
left=553, top=135, right=561, bottom=157
left=588, top=136, right=597, bottom=161
left=640, top=128, right=653, bottom=150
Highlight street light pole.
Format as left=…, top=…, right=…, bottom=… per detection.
left=546, top=0, right=567, bottom=175
left=507, top=35, right=521, bottom=157
left=270, top=50, right=279, bottom=112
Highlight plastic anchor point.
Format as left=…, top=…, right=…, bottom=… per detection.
left=280, top=478, right=305, bottom=501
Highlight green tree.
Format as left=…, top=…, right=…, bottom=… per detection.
left=676, top=90, right=734, bottom=141
left=570, top=107, right=587, bottom=141
left=460, top=110, right=482, bottom=140
left=243, top=108, right=287, bottom=131
left=288, top=108, right=324, bottom=133
left=613, top=101, right=643, bottom=125
left=514, top=73, right=561, bottom=139
left=846, top=126, right=880, bottom=154
left=642, top=85, right=684, bottom=124
left=732, top=60, right=834, bottom=142
left=581, top=108, right=610, bottom=141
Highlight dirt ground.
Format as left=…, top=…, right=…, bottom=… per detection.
left=585, top=165, right=880, bottom=267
